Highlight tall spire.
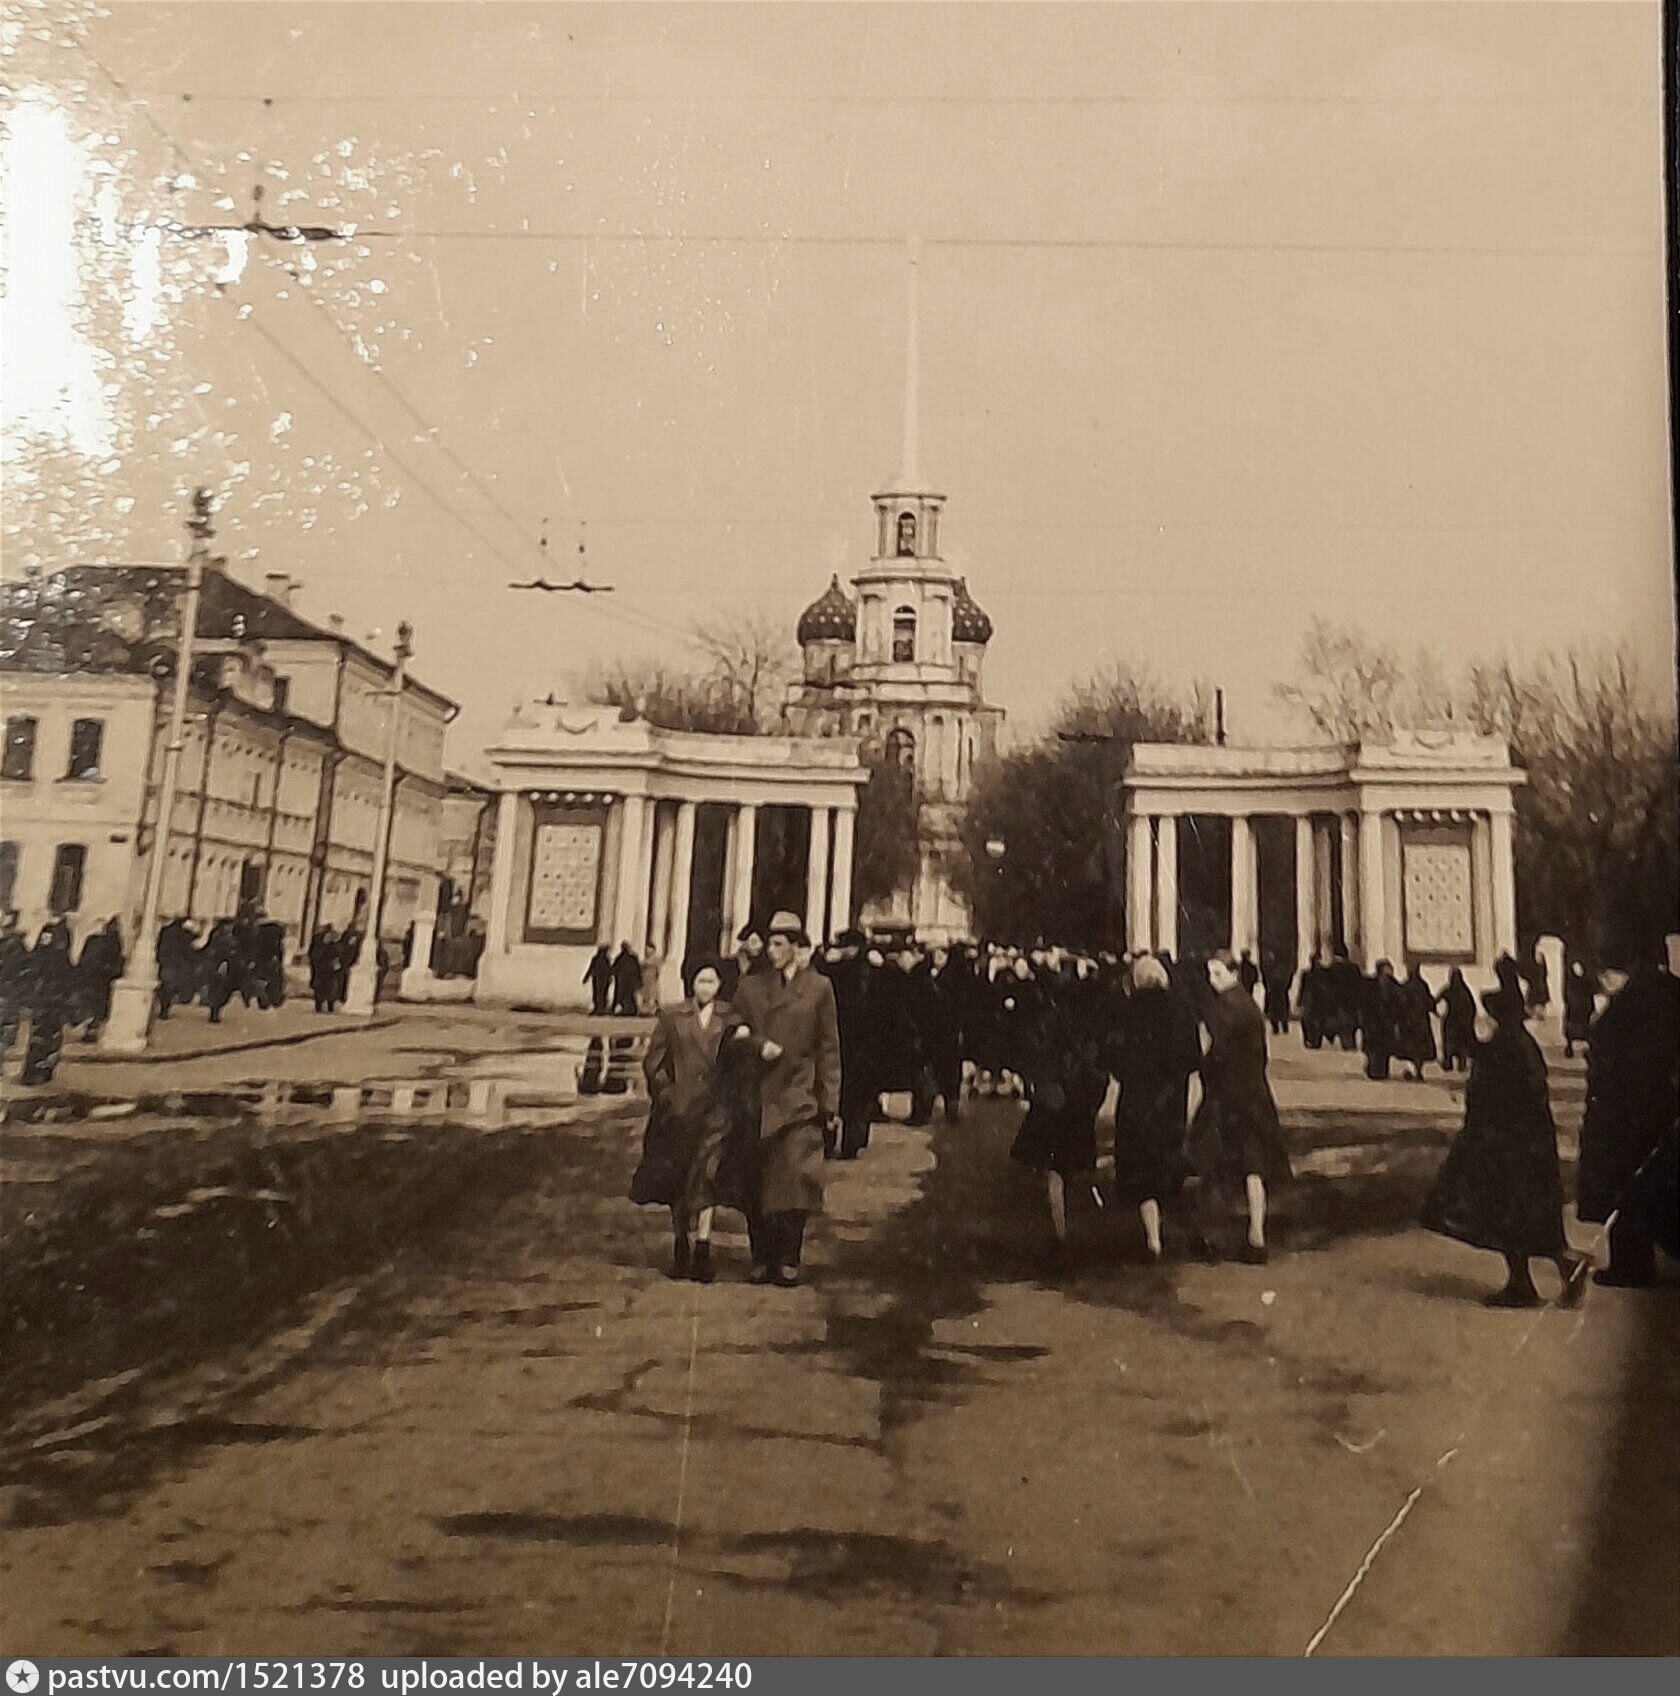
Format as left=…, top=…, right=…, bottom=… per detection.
left=897, top=236, right=921, bottom=490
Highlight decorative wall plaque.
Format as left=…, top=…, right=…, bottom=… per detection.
left=525, top=806, right=605, bottom=942
left=1402, top=834, right=1474, bottom=958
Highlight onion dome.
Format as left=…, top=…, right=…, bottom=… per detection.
left=952, top=578, right=993, bottom=645
left=797, top=575, right=857, bottom=645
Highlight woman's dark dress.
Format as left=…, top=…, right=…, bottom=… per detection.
left=1187, top=985, right=1292, bottom=1186
left=1422, top=1022, right=1566, bottom=1257
left=1110, top=986, right=1201, bottom=1202
left=1562, top=968, right=1597, bottom=1048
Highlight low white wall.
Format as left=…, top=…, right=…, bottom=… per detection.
left=476, top=941, right=598, bottom=1010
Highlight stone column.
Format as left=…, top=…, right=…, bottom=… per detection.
left=399, top=874, right=441, bottom=1000
left=1357, top=808, right=1385, bottom=971
left=634, top=794, right=657, bottom=949
left=613, top=794, right=648, bottom=948
left=1154, top=814, right=1179, bottom=959
left=596, top=799, right=623, bottom=946
left=1339, top=812, right=1359, bottom=956
left=1383, top=813, right=1406, bottom=964
left=483, top=790, right=521, bottom=955
left=648, top=803, right=675, bottom=961
left=829, top=805, right=856, bottom=937
left=1489, top=807, right=1517, bottom=960
left=719, top=807, right=739, bottom=951
left=1230, top=814, right=1256, bottom=958
left=662, top=800, right=698, bottom=998
left=1294, top=813, right=1315, bottom=974
left=1313, top=819, right=1334, bottom=953
left=1125, top=811, right=1153, bottom=955
left=1471, top=812, right=1496, bottom=964
left=730, top=803, right=758, bottom=946
left=805, top=806, right=831, bottom=942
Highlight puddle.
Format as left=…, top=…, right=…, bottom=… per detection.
left=3, top=1035, right=649, bottom=1132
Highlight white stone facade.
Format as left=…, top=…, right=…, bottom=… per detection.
left=1120, top=733, right=1526, bottom=986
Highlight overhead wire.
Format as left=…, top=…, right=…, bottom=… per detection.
left=68, top=38, right=703, bottom=655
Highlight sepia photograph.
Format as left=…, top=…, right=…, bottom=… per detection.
left=1, top=0, right=1676, bottom=1663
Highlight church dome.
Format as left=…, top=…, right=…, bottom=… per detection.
left=952, top=578, right=993, bottom=645
left=797, top=575, right=857, bottom=645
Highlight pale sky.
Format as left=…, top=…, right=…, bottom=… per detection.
left=2, top=1, right=1673, bottom=764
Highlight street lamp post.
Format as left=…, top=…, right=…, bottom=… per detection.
left=343, top=620, right=413, bottom=1018
left=101, top=490, right=216, bottom=1054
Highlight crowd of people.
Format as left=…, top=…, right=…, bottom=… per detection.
left=628, top=918, right=1679, bottom=1302
left=0, top=904, right=398, bottom=1085
left=0, top=910, right=126, bottom=1084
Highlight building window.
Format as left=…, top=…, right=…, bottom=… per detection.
left=65, top=718, right=103, bottom=780
left=886, top=727, right=915, bottom=770
left=0, top=841, right=17, bottom=912
left=3, top=716, right=38, bottom=781
left=896, top=510, right=917, bottom=557
left=49, top=844, right=86, bottom=914
left=892, top=606, right=917, bottom=664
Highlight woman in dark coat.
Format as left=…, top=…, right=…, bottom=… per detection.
left=1576, top=966, right=1680, bottom=1286
left=1435, top=968, right=1476, bottom=1074
left=1110, top=955, right=1202, bottom=1261
left=1188, top=954, right=1291, bottom=1263
left=200, top=920, right=238, bottom=1024
left=1421, top=992, right=1587, bottom=1307
left=1395, top=967, right=1437, bottom=1079
left=1009, top=966, right=1108, bottom=1259
left=629, top=962, right=748, bottom=1282
left=1561, top=960, right=1596, bottom=1059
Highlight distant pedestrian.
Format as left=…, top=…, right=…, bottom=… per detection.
left=156, top=917, right=198, bottom=1019
left=1562, top=959, right=1596, bottom=1058
left=610, top=941, right=643, bottom=1016
left=308, top=925, right=339, bottom=1012
left=1361, top=959, right=1404, bottom=1081
left=201, top=920, right=238, bottom=1024
left=20, top=919, right=74, bottom=1085
left=583, top=945, right=613, bottom=1016
left=1436, top=967, right=1476, bottom=1074
left=1, top=910, right=31, bottom=1054
left=638, top=945, right=664, bottom=1016
left=1396, top=966, right=1437, bottom=1080
left=1237, top=950, right=1261, bottom=997
left=75, top=917, right=125, bottom=1042
left=1261, top=950, right=1293, bottom=1036
left=332, top=928, right=360, bottom=1009
left=1422, top=991, right=1587, bottom=1308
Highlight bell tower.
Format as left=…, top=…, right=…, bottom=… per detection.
left=854, top=239, right=959, bottom=680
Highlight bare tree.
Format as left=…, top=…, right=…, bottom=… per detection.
left=577, top=610, right=796, bottom=736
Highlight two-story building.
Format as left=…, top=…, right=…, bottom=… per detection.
left=0, top=561, right=456, bottom=957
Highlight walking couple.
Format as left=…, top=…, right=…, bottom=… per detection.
left=629, top=910, right=841, bottom=1288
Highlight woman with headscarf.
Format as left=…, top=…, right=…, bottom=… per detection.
left=1421, top=990, right=1588, bottom=1307
left=629, top=960, right=750, bottom=1282
left=1109, top=954, right=1203, bottom=1262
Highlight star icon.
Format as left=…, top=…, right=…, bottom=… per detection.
left=7, top=1663, right=41, bottom=1694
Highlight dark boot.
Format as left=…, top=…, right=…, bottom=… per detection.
left=670, top=1236, right=691, bottom=1280
left=689, top=1242, right=714, bottom=1284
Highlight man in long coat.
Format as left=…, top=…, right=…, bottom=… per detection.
left=818, top=929, right=878, bottom=1159
left=730, top=910, right=841, bottom=1286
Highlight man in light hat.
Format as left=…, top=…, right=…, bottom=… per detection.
left=730, top=909, right=841, bottom=1285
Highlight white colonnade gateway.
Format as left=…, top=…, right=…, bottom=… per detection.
left=471, top=701, right=865, bottom=1009
left=1120, top=734, right=1525, bottom=989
